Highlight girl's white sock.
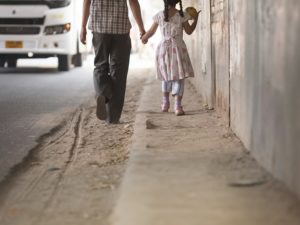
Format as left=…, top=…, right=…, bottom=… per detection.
left=175, top=99, right=182, bottom=109
left=163, top=96, right=169, bottom=103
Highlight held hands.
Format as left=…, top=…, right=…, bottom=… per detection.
left=141, top=34, right=148, bottom=44
left=140, top=23, right=158, bottom=44
left=140, top=28, right=148, bottom=44
left=140, top=28, right=146, bottom=39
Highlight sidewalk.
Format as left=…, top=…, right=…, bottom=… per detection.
left=111, top=76, right=300, bottom=225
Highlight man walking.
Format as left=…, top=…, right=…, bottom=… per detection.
left=81, top=0, right=145, bottom=124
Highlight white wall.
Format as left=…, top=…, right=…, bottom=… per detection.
left=185, top=0, right=300, bottom=198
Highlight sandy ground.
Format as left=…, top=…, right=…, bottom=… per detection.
left=1, top=62, right=300, bottom=225
left=0, top=68, right=149, bottom=225
left=112, top=78, right=300, bottom=225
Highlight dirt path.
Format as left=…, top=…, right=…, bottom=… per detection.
left=0, top=69, right=149, bottom=225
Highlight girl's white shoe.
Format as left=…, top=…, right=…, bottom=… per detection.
left=175, top=106, right=185, bottom=116
left=161, top=101, right=170, bottom=112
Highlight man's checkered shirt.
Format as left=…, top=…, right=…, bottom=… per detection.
left=88, top=0, right=132, bottom=34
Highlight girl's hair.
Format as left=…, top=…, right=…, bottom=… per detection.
left=164, top=0, right=184, bottom=22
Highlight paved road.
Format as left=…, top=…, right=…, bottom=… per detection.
left=0, top=57, right=94, bottom=182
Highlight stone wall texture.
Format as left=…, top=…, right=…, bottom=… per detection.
left=184, top=0, right=300, bottom=197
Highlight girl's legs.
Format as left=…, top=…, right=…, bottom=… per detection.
left=162, top=92, right=170, bottom=112
left=174, top=95, right=185, bottom=116
left=161, top=81, right=172, bottom=112
left=161, top=80, right=185, bottom=115
left=172, top=80, right=185, bottom=116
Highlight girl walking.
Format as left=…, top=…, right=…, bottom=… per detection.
left=142, top=0, right=199, bottom=116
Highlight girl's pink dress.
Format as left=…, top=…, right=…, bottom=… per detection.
left=153, top=11, right=195, bottom=81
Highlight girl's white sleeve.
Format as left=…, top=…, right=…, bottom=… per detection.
left=153, top=12, right=161, bottom=24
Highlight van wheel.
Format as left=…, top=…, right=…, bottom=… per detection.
left=7, top=59, right=17, bottom=68
left=0, top=58, right=6, bottom=67
left=58, top=55, right=70, bottom=71
left=72, top=53, right=82, bottom=67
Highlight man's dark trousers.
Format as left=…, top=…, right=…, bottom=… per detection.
left=92, top=33, right=131, bottom=123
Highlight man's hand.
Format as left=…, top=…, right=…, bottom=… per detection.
left=129, top=0, right=145, bottom=39
left=140, top=29, right=146, bottom=39
left=80, top=29, right=87, bottom=45
left=81, top=0, right=91, bottom=45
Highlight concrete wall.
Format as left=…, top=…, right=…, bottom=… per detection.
left=186, top=0, right=215, bottom=109
left=241, top=0, right=300, bottom=198
left=185, top=0, right=300, bottom=197
left=211, top=0, right=230, bottom=123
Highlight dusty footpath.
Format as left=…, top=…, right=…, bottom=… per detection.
left=111, top=77, right=300, bottom=225
left=1, top=65, right=300, bottom=225
left=0, top=68, right=148, bottom=225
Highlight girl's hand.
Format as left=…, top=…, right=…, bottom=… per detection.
left=140, top=23, right=158, bottom=44
left=141, top=35, right=148, bottom=44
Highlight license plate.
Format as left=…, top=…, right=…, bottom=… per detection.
left=5, top=41, right=23, bottom=48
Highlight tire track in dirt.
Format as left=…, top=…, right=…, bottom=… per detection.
left=0, top=108, right=87, bottom=224
left=0, top=71, right=149, bottom=225
left=42, top=109, right=84, bottom=210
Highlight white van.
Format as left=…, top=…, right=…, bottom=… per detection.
left=0, top=0, right=90, bottom=71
